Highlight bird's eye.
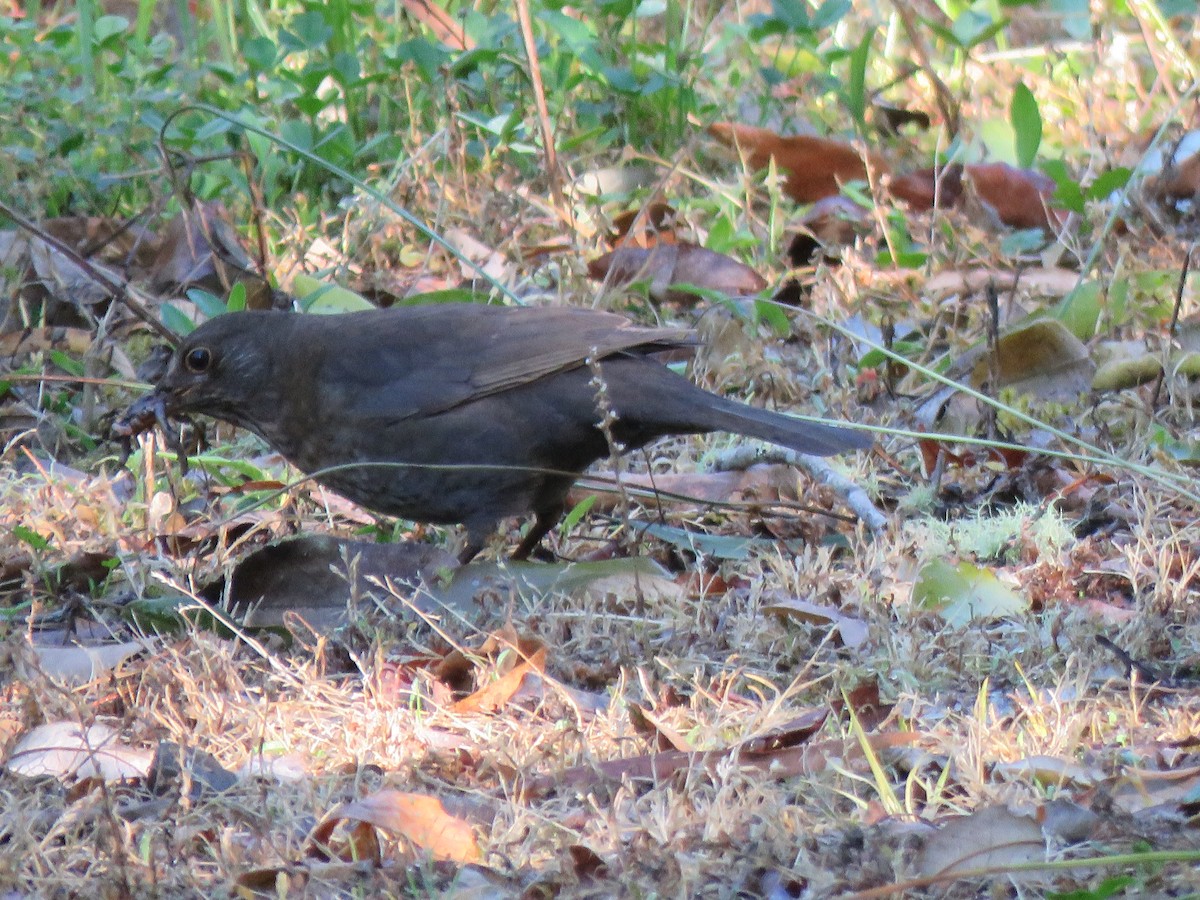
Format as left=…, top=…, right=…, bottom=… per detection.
left=184, top=347, right=212, bottom=373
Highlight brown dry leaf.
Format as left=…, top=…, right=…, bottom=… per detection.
left=6, top=721, right=154, bottom=781
left=628, top=703, right=692, bottom=751
left=0, top=326, right=94, bottom=357
left=148, top=201, right=270, bottom=306
left=308, top=789, right=483, bottom=864
left=588, top=242, right=766, bottom=303
left=923, top=266, right=1080, bottom=296
left=1107, top=763, right=1200, bottom=814
left=26, top=223, right=125, bottom=310
left=24, top=637, right=153, bottom=686
left=963, top=162, right=1064, bottom=231
left=443, top=228, right=510, bottom=284
left=41, top=215, right=157, bottom=269
left=708, top=123, right=890, bottom=203
left=609, top=203, right=678, bottom=248
left=452, top=645, right=548, bottom=714
left=887, top=164, right=964, bottom=211
left=1080, top=597, right=1138, bottom=624
left=891, top=162, right=1064, bottom=229
left=915, top=804, right=1046, bottom=878
left=992, top=755, right=1102, bottom=789
left=968, top=318, right=1094, bottom=399
left=567, top=844, right=610, bottom=880
left=761, top=595, right=870, bottom=650
left=1144, top=149, right=1200, bottom=201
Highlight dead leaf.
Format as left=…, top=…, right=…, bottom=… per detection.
left=6, top=721, right=153, bottom=781
left=1107, top=763, right=1200, bottom=814
left=589, top=242, right=766, bottom=303
left=1145, top=148, right=1200, bottom=202
left=761, top=595, right=870, bottom=649
left=969, top=318, right=1094, bottom=400
left=992, top=755, right=1102, bottom=788
left=26, top=637, right=153, bottom=686
left=963, top=162, right=1064, bottom=231
left=453, top=645, right=547, bottom=714
left=923, top=266, right=1080, bottom=296
left=569, top=463, right=797, bottom=512
left=609, top=203, right=678, bottom=248
left=628, top=703, right=692, bottom=751
left=708, top=123, right=890, bottom=203
left=149, top=201, right=270, bottom=307
left=308, top=789, right=483, bottom=864
left=401, top=0, right=474, bottom=50
left=888, top=164, right=964, bottom=211
left=916, top=804, right=1046, bottom=877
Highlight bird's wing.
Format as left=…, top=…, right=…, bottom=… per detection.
left=318, top=305, right=694, bottom=422
left=469, top=307, right=693, bottom=396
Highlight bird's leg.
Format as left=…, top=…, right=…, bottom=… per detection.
left=457, top=531, right=487, bottom=565
left=511, top=506, right=564, bottom=561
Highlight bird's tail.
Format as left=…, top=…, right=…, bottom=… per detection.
left=699, top=394, right=872, bottom=456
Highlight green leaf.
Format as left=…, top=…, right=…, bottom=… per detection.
left=811, top=0, right=852, bottom=29
left=49, top=349, right=84, bottom=377
left=846, top=29, right=874, bottom=130
left=767, top=0, right=811, bottom=31
left=913, top=559, right=1028, bottom=627
left=1054, top=280, right=1101, bottom=340
left=1086, top=167, right=1132, bottom=200
left=951, top=8, right=999, bottom=47
left=293, top=273, right=374, bottom=313
left=225, top=282, right=247, bottom=313
left=754, top=298, right=792, bottom=337
left=186, top=288, right=229, bottom=320
left=287, top=11, right=333, bottom=50
left=397, top=289, right=489, bottom=306
left=93, top=14, right=129, bottom=44
left=13, top=525, right=52, bottom=552
left=160, top=303, right=196, bottom=336
left=1042, top=157, right=1084, bottom=214
left=559, top=494, right=598, bottom=534
left=1010, top=81, right=1041, bottom=168
left=243, top=36, right=278, bottom=73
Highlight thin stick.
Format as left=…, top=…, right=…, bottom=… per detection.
left=515, top=0, right=564, bottom=214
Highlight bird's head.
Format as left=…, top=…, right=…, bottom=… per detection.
left=153, top=311, right=288, bottom=432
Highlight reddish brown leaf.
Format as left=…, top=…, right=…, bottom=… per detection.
left=963, top=162, right=1063, bottom=230
left=628, top=703, right=692, bottom=752
left=452, top=646, right=547, bottom=714
left=589, top=242, right=766, bottom=303
left=1146, top=150, right=1200, bottom=201
left=708, top=123, right=890, bottom=203
left=568, top=845, right=610, bottom=880
left=609, top=203, right=678, bottom=248
left=307, top=790, right=483, bottom=864
left=888, top=164, right=964, bottom=210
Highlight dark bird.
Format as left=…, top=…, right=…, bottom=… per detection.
left=133, top=303, right=870, bottom=561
